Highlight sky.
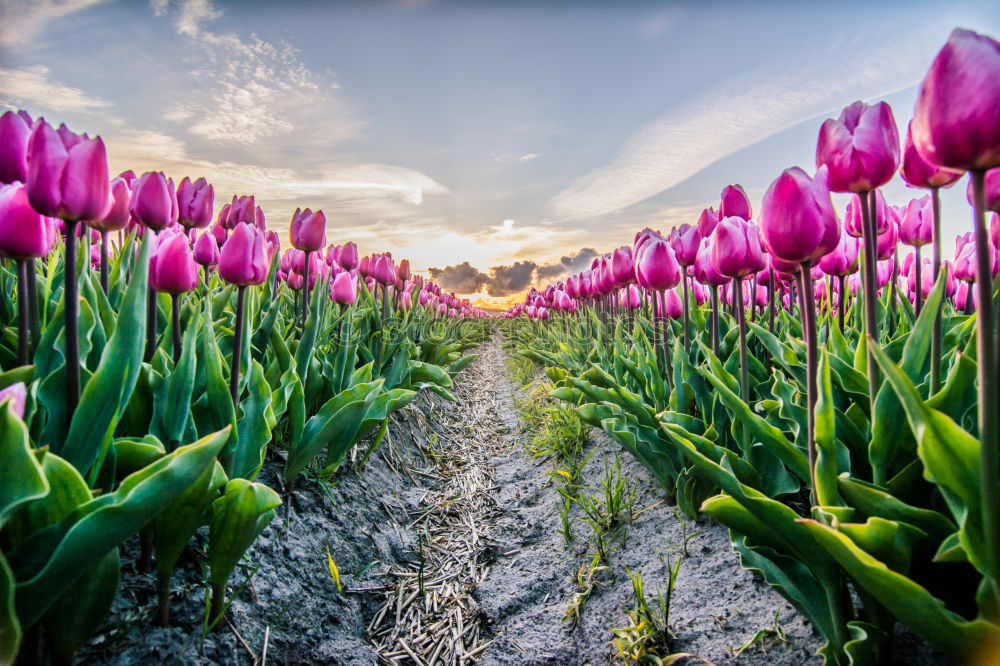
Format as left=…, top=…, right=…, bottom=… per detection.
left=1, top=0, right=999, bottom=308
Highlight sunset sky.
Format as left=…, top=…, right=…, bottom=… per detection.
left=2, top=0, right=999, bottom=307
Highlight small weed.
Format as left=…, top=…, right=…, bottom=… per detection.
left=674, top=507, right=703, bottom=558
left=610, top=557, right=690, bottom=665
left=556, top=493, right=574, bottom=544
left=564, top=552, right=609, bottom=626
left=576, top=456, right=637, bottom=561
left=730, top=610, right=788, bottom=659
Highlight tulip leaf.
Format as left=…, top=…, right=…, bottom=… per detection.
left=227, top=360, right=275, bottom=480
left=0, top=403, right=49, bottom=530
left=61, top=230, right=151, bottom=477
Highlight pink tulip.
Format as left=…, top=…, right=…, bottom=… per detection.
left=670, top=224, right=700, bottom=267
left=968, top=167, right=1000, bottom=213
left=898, top=195, right=933, bottom=247
left=0, top=182, right=57, bottom=259
left=635, top=238, right=681, bottom=290
left=193, top=230, right=220, bottom=267
left=150, top=230, right=198, bottom=294
left=612, top=246, right=634, bottom=285
left=693, top=237, right=729, bottom=287
left=130, top=171, right=178, bottom=231
left=0, top=110, right=31, bottom=184
left=819, top=234, right=860, bottom=277
left=176, top=177, right=214, bottom=229
left=696, top=207, right=719, bottom=238
left=912, top=28, right=1000, bottom=171
left=0, top=382, right=27, bottom=420
left=330, top=271, right=358, bottom=305
left=900, top=121, right=962, bottom=189
left=340, top=242, right=359, bottom=270
left=26, top=119, right=112, bottom=222
left=719, top=184, right=752, bottom=220
left=290, top=207, right=327, bottom=252
left=816, top=101, right=900, bottom=193
left=90, top=176, right=131, bottom=233
left=876, top=220, right=899, bottom=261
left=710, top=217, right=765, bottom=278
left=759, top=166, right=840, bottom=265
left=397, top=258, right=411, bottom=282
left=662, top=288, right=683, bottom=319
left=219, top=222, right=268, bottom=286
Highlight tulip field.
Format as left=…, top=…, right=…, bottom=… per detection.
left=2, top=22, right=1000, bottom=666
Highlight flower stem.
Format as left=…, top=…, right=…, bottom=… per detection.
left=734, top=277, right=750, bottom=453
left=914, top=245, right=923, bottom=317
left=100, top=230, right=109, bottom=296
left=930, top=187, right=943, bottom=394
left=798, top=266, right=819, bottom=505
left=302, top=249, right=311, bottom=329
left=26, top=259, right=39, bottom=349
left=229, top=285, right=246, bottom=405
left=171, top=293, right=182, bottom=363
left=858, top=191, right=880, bottom=417
left=768, top=268, right=776, bottom=333
left=710, top=286, right=720, bottom=357
left=681, top=276, right=690, bottom=351
left=17, top=260, right=28, bottom=366
left=64, top=219, right=80, bottom=417
left=970, top=169, right=1000, bottom=616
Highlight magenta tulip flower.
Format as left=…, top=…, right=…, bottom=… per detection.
left=819, top=234, right=860, bottom=278
left=670, top=223, right=700, bottom=267
left=219, top=222, right=268, bottom=287
left=397, top=258, right=411, bottom=282
left=900, top=121, right=963, bottom=189
left=693, top=238, right=729, bottom=287
left=759, top=166, right=840, bottom=265
left=719, top=184, right=752, bottom=220
left=0, top=182, right=57, bottom=260
left=90, top=176, right=132, bottom=233
left=816, top=101, right=900, bottom=193
left=26, top=119, right=112, bottom=222
left=635, top=238, right=681, bottom=290
left=968, top=167, right=1000, bottom=213
left=150, top=230, right=198, bottom=295
left=340, top=242, right=359, bottom=270
left=290, top=207, right=327, bottom=252
left=696, top=207, right=719, bottom=238
left=611, top=246, right=634, bottom=285
left=194, top=230, right=220, bottom=268
left=876, top=220, right=899, bottom=261
left=0, top=110, right=31, bottom=184
left=899, top=195, right=933, bottom=247
left=662, top=288, right=682, bottom=319
left=130, top=171, right=178, bottom=232
left=912, top=28, right=1000, bottom=172
left=330, top=271, right=358, bottom=305
left=710, top=217, right=765, bottom=279
left=176, top=176, right=214, bottom=229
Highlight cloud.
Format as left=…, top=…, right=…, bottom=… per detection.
left=517, top=153, right=541, bottom=163
left=535, top=246, right=601, bottom=280
left=488, top=261, right=537, bottom=296
left=152, top=0, right=363, bottom=150
left=428, top=262, right=490, bottom=293
left=0, top=0, right=106, bottom=49
left=0, top=65, right=114, bottom=115
left=536, top=263, right=568, bottom=280
left=549, top=26, right=940, bottom=221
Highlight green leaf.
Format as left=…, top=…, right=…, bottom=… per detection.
left=227, top=360, right=275, bottom=480
left=9, top=427, right=229, bottom=629
left=61, top=230, right=151, bottom=477
left=0, top=403, right=49, bottom=529
left=800, top=518, right=1000, bottom=660
left=814, top=349, right=840, bottom=506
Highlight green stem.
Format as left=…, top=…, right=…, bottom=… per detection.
left=229, top=286, right=246, bottom=405
left=798, top=266, right=819, bottom=505
left=734, top=277, right=750, bottom=453
left=171, top=293, right=182, bottom=363
left=930, top=187, right=943, bottom=395
left=64, top=220, right=80, bottom=417
left=858, top=191, right=880, bottom=418
left=16, top=260, right=28, bottom=365
left=914, top=245, right=923, bottom=318
left=970, top=169, right=1000, bottom=617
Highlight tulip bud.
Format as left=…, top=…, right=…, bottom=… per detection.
left=289, top=207, right=327, bottom=252
left=0, top=182, right=56, bottom=259
left=710, top=217, right=765, bottom=278
left=150, top=230, right=198, bottom=294
left=193, top=230, right=220, bottom=267
left=219, top=222, right=268, bottom=286
left=130, top=171, right=178, bottom=231
left=818, top=234, right=860, bottom=277
left=339, top=242, right=359, bottom=270
left=967, top=167, right=1000, bottom=213
left=898, top=195, right=933, bottom=247
left=662, top=288, right=683, bottom=319
left=176, top=176, right=215, bottom=228
left=635, top=238, right=681, bottom=290
left=912, top=29, right=1000, bottom=172
left=696, top=207, right=719, bottom=238
left=759, top=166, right=840, bottom=265
left=0, top=382, right=27, bottom=420
left=26, top=119, right=112, bottom=222
left=816, top=101, right=900, bottom=193
left=876, top=219, right=898, bottom=261
left=719, top=184, right=752, bottom=220
left=670, top=223, right=700, bottom=267
left=90, top=176, right=132, bottom=232
left=330, top=271, right=358, bottom=305
left=693, top=237, right=729, bottom=287
left=0, top=110, right=31, bottom=184
left=397, top=258, right=411, bottom=282
left=900, top=121, right=963, bottom=189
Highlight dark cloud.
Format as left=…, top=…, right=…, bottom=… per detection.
left=535, top=246, right=600, bottom=282
left=488, top=261, right=537, bottom=296
left=428, top=262, right=490, bottom=293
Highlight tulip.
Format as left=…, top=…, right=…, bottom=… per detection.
left=397, top=258, right=411, bottom=282
left=670, top=223, right=700, bottom=347
left=25, top=120, right=113, bottom=414
left=696, top=207, right=719, bottom=239
left=719, top=184, right=752, bottom=220
left=150, top=231, right=199, bottom=361
left=0, top=110, right=31, bottom=184
left=662, top=289, right=682, bottom=319
left=635, top=238, right=681, bottom=290
left=0, top=381, right=27, bottom=421
left=900, top=121, right=963, bottom=190
left=218, top=222, right=267, bottom=405
left=194, top=230, right=220, bottom=288
left=876, top=219, right=898, bottom=261
left=968, top=167, right=1000, bottom=214
left=130, top=171, right=178, bottom=232
left=330, top=270, right=358, bottom=306
left=0, top=182, right=57, bottom=363
left=710, top=217, right=765, bottom=279
left=611, top=246, right=634, bottom=286
left=290, top=207, right=327, bottom=253
left=176, top=177, right=214, bottom=229
left=340, top=242, right=359, bottom=270
left=759, top=166, right=840, bottom=266
left=816, top=101, right=900, bottom=194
